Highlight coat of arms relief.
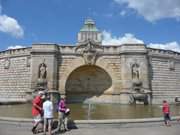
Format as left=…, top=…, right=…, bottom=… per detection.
left=75, top=39, right=103, bottom=65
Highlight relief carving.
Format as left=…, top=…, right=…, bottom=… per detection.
left=75, top=39, right=103, bottom=65
left=82, top=50, right=97, bottom=65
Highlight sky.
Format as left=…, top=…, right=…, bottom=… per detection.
left=0, top=0, right=180, bottom=52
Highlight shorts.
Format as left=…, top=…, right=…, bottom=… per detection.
left=44, top=118, right=53, bottom=127
left=164, top=113, right=171, bottom=121
left=33, top=114, right=42, bottom=123
left=59, top=111, right=65, bottom=119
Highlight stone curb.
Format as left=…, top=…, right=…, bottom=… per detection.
left=0, top=116, right=179, bottom=124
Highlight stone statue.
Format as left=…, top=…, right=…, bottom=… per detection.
left=4, top=58, right=10, bottom=69
left=38, top=63, right=47, bottom=79
left=37, top=62, right=47, bottom=90
left=130, top=93, right=149, bottom=105
left=131, top=63, right=142, bottom=89
left=132, top=63, right=139, bottom=80
left=130, top=63, right=149, bottom=104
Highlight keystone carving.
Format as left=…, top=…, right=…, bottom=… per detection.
left=75, top=39, right=103, bottom=65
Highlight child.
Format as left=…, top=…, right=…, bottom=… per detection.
left=162, top=100, right=171, bottom=126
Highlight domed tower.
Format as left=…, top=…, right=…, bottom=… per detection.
left=77, top=18, right=102, bottom=44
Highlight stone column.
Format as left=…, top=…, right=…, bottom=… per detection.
left=31, top=44, right=59, bottom=91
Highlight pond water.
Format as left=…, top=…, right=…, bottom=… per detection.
left=0, top=103, right=180, bottom=120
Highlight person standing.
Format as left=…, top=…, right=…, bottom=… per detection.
left=58, top=97, right=69, bottom=131
left=31, top=91, right=44, bottom=134
left=162, top=100, right=171, bottom=126
left=43, top=95, right=54, bottom=135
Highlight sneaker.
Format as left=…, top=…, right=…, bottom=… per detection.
left=31, top=127, right=36, bottom=134
left=65, top=128, right=70, bottom=131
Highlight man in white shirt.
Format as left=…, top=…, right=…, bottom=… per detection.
left=43, top=95, right=53, bottom=135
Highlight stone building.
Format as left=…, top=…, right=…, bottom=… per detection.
left=0, top=18, right=180, bottom=104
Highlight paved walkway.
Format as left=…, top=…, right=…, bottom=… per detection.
left=0, top=120, right=180, bottom=135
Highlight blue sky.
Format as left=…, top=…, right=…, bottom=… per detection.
left=0, top=0, right=180, bottom=52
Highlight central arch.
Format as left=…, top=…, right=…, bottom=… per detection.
left=65, top=65, right=112, bottom=103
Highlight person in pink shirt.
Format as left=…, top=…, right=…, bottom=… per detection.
left=162, top=100, right=171, bottom=126
left=57, top=97, right=69, bottom=131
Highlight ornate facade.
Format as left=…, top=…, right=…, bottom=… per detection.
left=0, top=19, right=180, bottom=104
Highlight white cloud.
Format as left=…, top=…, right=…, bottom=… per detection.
left=102, top=31, right=180, bottom=52
left=102, top=30, right=144, bottom=45
left=114, top=0, right=180, bottom=22
left=7, top=45, right=25, bottom=50
left=148, top=42, right=180, bottom=52
left=0, top=3, right=24, bottom=38
left=0, top=15, right=24, bottom=38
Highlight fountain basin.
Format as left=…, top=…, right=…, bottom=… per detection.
left=0, top=103, right=180, bottom=120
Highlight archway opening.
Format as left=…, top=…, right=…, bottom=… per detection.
left=65, top=65, right=112, bottom=103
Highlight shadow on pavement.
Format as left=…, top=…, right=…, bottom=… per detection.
left=52, top=119, right=78, bottom=134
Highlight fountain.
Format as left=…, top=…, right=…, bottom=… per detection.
left=0, top=60, right=179, bottom=120
left=1, top=102, right=180, bottom=120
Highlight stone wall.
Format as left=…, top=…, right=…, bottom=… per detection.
left=0, top=48, right=31, bottom=103
left=1, top=44, right=180, bottom=104
left=148, top=48, right=180, bottom=104
left=96, top=55, right=122, bottom=94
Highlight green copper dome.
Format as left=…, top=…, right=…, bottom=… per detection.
left=78, top=18, right=102, bottom=44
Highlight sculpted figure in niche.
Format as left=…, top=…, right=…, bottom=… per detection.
left=38, top=63, right=47, bottom=79
left=4, top=58, right=10, bottom=69
left=132, top=63, right=139, bottom=80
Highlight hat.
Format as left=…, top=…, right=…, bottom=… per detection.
left=38, top=91, right=44, bottom=95
left=61, top=95, right=66, bottom=99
